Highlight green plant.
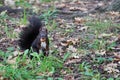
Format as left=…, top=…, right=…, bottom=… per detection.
left=63, top=52, right=70, bottom=61
left=85, top=20, right=120, bottom=33
left=79, top=62, right=86, bottom=71
left=3, top=66, right=34, bottom=80
left=92, top=54, right=113, bottom=64
left=79, top=62, right=101, bottom=80
left=37, top=56, right=63, bottom=73
left=20, top=9, right=27, bottom=25
left=95, top=57, right=106, bottom=64
left=0, top=50, right=6, bottom=56
left=88, top=39, right=106, bottom=50
left=107, top=78, right=114, bottom=80
left=15, top=0, right=31, bottom=9
left=15, top=0, right=31, bottom=25
left=65, top=28, right=74, bottom=34
left=0, top=11, right=19, bottom=38
left=4, top=25, right=17, bottom=38
left=0, top=49, right=64, bottom=80
left=0, top=50, right=33, bottom=80
left=0, top=47, right=15, bottom=63
left=40, top=7, right=57, bottom=24
left=46, top=20, right=57, bottom=31
left=107, top=42, right=116, bottom=51
left=79, top=62, right=93, bottom=76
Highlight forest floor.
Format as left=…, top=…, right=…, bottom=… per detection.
left=0, top=0, right=120, bottom=80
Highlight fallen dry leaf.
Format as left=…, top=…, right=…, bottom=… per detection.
left=114, top=52, right=120, bottom=60
left=78, top=7, right=87, bottom=11
left=98, top=33, right=113, bottom=38
left=61, top=38, right=80, bottom=47
left=64, top=74, right=75, bottom=80
left=69, top=6, right=87, bottom=11
left=104, top=63, right=119, bottom=73
left=4, top=0, right=15, bottom=7
left=106, top=11, right=120, bottom=16
left=7, top=51, right=23, bottom=60
left=64, top=58, right=81, bottom=65
left=67, top=38, right=80, bottom=45
left=0, top=70, right=5, bottom=80
left=67, top=45, right=77, bottom=53
left=70, top=53, right=80, bottom=58
left=56, top=3, right=66, bottom=9
left=74, top=17, right=86, bottom=24
left=97, top=2, right=104, bottom=7
left=69, top=7, right=79, bottom=11
left=78, top=26, right=89, bottom=31
left=6, top=57, right=17, bottom=64
left=95, top=50, right=106, bottom=55
left=75, top=1, right=84, bottom=4
left=61, top=40, right=69, bottom=47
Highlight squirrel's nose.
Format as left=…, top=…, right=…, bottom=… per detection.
left=40, top=38, right=46, bottom=42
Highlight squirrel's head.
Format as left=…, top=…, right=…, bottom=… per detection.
left=39, top=28, right=48, bottom=42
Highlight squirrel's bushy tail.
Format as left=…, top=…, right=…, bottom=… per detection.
left=19, top=16, right=42, bottom=50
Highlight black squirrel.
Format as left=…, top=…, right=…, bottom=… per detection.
left=19, top=16, right=49, bottom=58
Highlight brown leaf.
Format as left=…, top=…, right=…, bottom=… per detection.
left=61, top=38, right=80, bottom=47
left=69, top=7, right=87, bottom=11
left=78, top=7, right=87, bottom=11
left=4, top=0, right=15, bottom=7
left=69, top=7, right=79, bottom=11
left=114, top=52, right=120, bottom=60
left=64, top=58, right=81, bottom=65
left=98, top=33, right=113, bottom=38
left=78, top=26, right=89, bottom=31
left=64, top=74, right=75, bottom=80
left=95, top=50, right=106, bottom=55
left=61, top=40, right=69, bottom=47
left=104, top=63, right=119, bottom=73
left=6, top=57, right=16, bottom=64
left=7, top=51, right=23, bottom=60
left=67, top=45, right=77, bottom=53
left=56, top=3, right=66, bottom=9
left=74, top=17, right=86, bottom=24
left=106, top=11, right=120, bottom=16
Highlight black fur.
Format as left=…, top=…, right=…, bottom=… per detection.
left=19, top=16, right=42, bottom=50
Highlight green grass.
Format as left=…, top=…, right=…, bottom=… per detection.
left=75, top=19, right=120, bottom=79
left=4, top=25, right=17, bottom=38
left=79, top=62, right=101, bottom=80
left=15, top=0, right=32, bottom=8
left=88, top=39, right=107, bottom=50
left=40, top=7, right=57, bottom=24
left=39, top=6, right=58, bottom=31
left=0, top=12, right=20, bottom=38
left=0, top=50, right=64, bottom=80
left=85, top=20, right=120, bottom=33
left=46, top=20, right=57, bottom=31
